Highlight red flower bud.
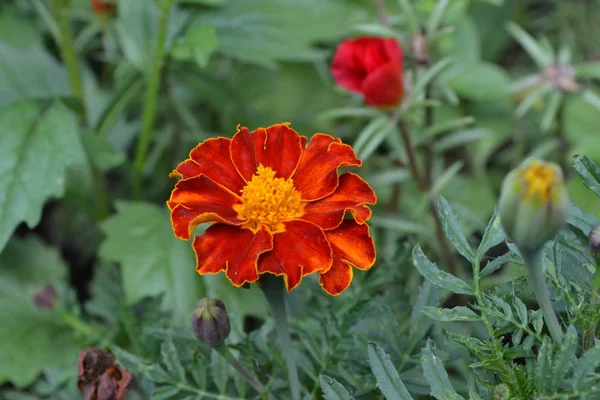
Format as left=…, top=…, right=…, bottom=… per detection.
left=331, top=36, right=405, bottom=107
left=91, top=0, right=116, bottom=15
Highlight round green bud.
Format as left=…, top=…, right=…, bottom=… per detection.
left=191, top=298, right=231, bottom=346
left=591, top=225, right=600, bottom=255
left=498, top=159, right=569, bottom=252
left=492, top=383, right=511, bottom=400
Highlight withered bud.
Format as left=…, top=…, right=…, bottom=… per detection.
left=409, top=30, right=431, bottom=65
left=590, top=225, right=600, bottom=255
left=191, top=298, right=231, bottom=346
left=34, top=285, right=59, bottom=310
left=542, top=63, right=580, bottom=92
left=77, top=348, right=132, bottom=400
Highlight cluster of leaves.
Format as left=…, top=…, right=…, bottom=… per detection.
left=1, top=0, right=600, bottom=399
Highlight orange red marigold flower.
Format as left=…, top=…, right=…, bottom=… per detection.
left=167, top=124, right=377, bottom=295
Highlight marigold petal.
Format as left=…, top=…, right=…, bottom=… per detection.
left=319, top=220, right=375, bottom=295
left=257, top=220, right=332, bottom=291
left=230, top=124, right=303, bottom=181
left=319, top=258, right=353, bottom=296
left=301, top=172, right=376, bottom=230
left=293, top=134, right=361, bottom=201
left=170, top=137, right=246, bottom=194
left=194, top=224, right=273, bottom=287
left=362, top=61, right=404, bottom=107
left=168, top=175, right=244, bottom=240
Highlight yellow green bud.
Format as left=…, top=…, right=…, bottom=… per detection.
left=191, top=298, right=231, bottom=346
left=499, top=159, right=569, bottom=252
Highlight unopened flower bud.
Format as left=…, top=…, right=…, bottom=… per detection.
left=493, top=383, right=511, bottom=400
left=191, top=298, right=231, bottom=346
left=591, top=225, right=600, bottom=255
left=34, top=285, right=59, bottom=310
left=91, top=0, right=116, bottom=16
left=499, top=159, right=569, bottom=252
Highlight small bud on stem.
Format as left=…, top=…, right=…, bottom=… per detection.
left=191, top=298, right=231, bottom=346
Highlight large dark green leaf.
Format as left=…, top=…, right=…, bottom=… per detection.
left=0, top=101, right=87, bottom=252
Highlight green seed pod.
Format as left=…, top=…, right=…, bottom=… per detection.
left=191, top=298, right=231, bottom=346
left=492, top=383, right=511, bottom=400
left=591, top=225, right=600, bottom=255
left=499, top=159, right=569, bottom=252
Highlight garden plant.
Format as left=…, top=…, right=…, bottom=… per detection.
left=2, top=0, right=600, bottom=399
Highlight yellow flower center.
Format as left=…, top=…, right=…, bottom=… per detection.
left=521, top=162, right=557, bottom=201
left=236, top=165, right=303, bottom=232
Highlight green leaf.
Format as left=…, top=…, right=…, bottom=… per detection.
left=506, top=22, right=551, bottom=67
left=421, top=341, right=460, bottom=400
left=0, top=236, right=78, bottom=387
left=320, top=375, right=354, bottom=400
left=541, top=91, right=564, bottom=133
left=572, top=345, right=600, bottom=388
left=409, top=281, right=443, bottom=347
left=171, top=25, right=218, bottom=68
left=550, top=325, right=577, bottom=391
left=161, top=340, right=185, bottom=381
left=476, top=208, right=505, bottom=261
left=575, top=62, right=600, bottom=80
left=535, top=336, right=553, bottom=392
left=573, top=154, right=600, bottom=198
left=81, top=132, right=126, bottom=171
left=99, top=202, right=203, bottom=325
left=437, top=196, right=474, bottom=262
left=112, top=347, right=172, bottom=384
left=0, top=44, right=71, bottom=107
left=211, top=350, right=229, bottom=394
left=368, top=342, right=413, bottom=400
left=0, top=101, right=87, bottom=252
left=422, top=306, right=480, bottom=322
left=151, top=386, right=181, bottom=400
left=447, top=62, right=511, bottom=101
left=512, top=297, right=528, bottom=325
left=479, top=251, right=519, bottom=278
left=413, top=245, right=474, bottom=295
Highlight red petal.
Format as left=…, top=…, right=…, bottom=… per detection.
left=194, top=224, right=273, bottom=287
left=318, top=258, right=353, bottom=296
left=230, top=124, right=303, bottom=181
left=257, top=220, right=332, bottom=291
left=168, top=175, right=244, bottom=240
left=301, top=172, right=376, bottom=230
left=170, top=138, right=246, bottom=194
left=293, top=134, right=361, bottom=201
left=362, top=62, right=404, bottom=107
left=319, top=220, right=376, bottom=295
left=331, top=40, right=367, bottom=93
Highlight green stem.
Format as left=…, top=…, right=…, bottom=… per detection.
left=133, top=0, right=173, bottom=198
left=53, top=0, right=85, bottom=118
left=259, top=275, right=301, bottom=400
left=212, top=345, right=274, bottom=400
left=523, top=250, right=563, bottom=344
left=60, top=311, right=97, bottom=341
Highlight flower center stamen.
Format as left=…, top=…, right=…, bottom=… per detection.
left=521, top=162, right=557, bottom=201
left=236, top=165, right=303, bottom=232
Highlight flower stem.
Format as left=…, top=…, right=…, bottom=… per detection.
left=212, top=344, right=274, bottom=400
left=522, top=250, right=563, bottom=344
left=259, top=275, right=301, bottom=400
left=133, top=0, right=173, bottom=198
left=397, top=119, right=458, bottom=275
left=53, top=0, right=85, bottom=119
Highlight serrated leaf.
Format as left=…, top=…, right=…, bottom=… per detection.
left=437, top=196, right=474, bottom=262
left=151, top=386, right=181, bottom=400
left=99, top=202, right=203, bottom=325
left=480, top=251, right=520, bottom=278
left=211, top=350, right=228, bottom=394
left=320, top=375, right=354, bottom=400
left=572, top=345, right=600, bottom=388
left=161, top=340, right=185, bottom=381
left=368, top=342, right=413, bottom=400
left=476, top=209, right=505, bottom=261
left=512, top=297, right=528, bottom=325
left=112, top=346, right=172, bottom=384
left=533, top=310, right=544, bottom=334
left=422, top=306, right=480, bottom=322
left=413, top=245, right=474, bottom=295
left=171, top=25, right=218, bottom=68
left=409, top=281, right=443, bottom=347
left=550, top=325, right=577, bottom=391
left=0, top=101, right=87, bottom=252
left=573, top=154, right=600, bottom=198
left=0, top=236, right=78, bottom=387
left=535, top=336, right=553, bottom=392
left=421, top=341, right=459, bottom=400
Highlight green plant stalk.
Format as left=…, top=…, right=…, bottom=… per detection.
left=133, top=0, right=173, bottom=198
left=212, top=344, right=274, bottom=400
left=53, top=0, right=85, bottom=117
left=260, top=275, right=301, bottom=400
left=522, top=249, right=564, bottom=344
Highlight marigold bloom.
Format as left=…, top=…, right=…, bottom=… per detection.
left=331, top=36, right=404, bottom=107
left=168, top=124, right=377, bottom=295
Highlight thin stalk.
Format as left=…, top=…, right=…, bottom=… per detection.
left=133, top=0, right=173, bottom=198
left=398, top=119, right=458, bottom=275
left=374, top=0, right=390, bottom=27
left=212, top=345, right=274, bottom=400
left=555, top=97, right=568, bottom=177
left=53, top=0, right=85, bottom=117
left=522, top=250, right=564, bottom=344
left=423, top=83, right=435, bottom=185
left=260, top=275, right=301, bottom=400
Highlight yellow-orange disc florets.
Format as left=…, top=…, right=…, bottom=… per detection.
left=236, top=165, right=303, bottom=232
left=521, top=161, right=557, bottom=201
